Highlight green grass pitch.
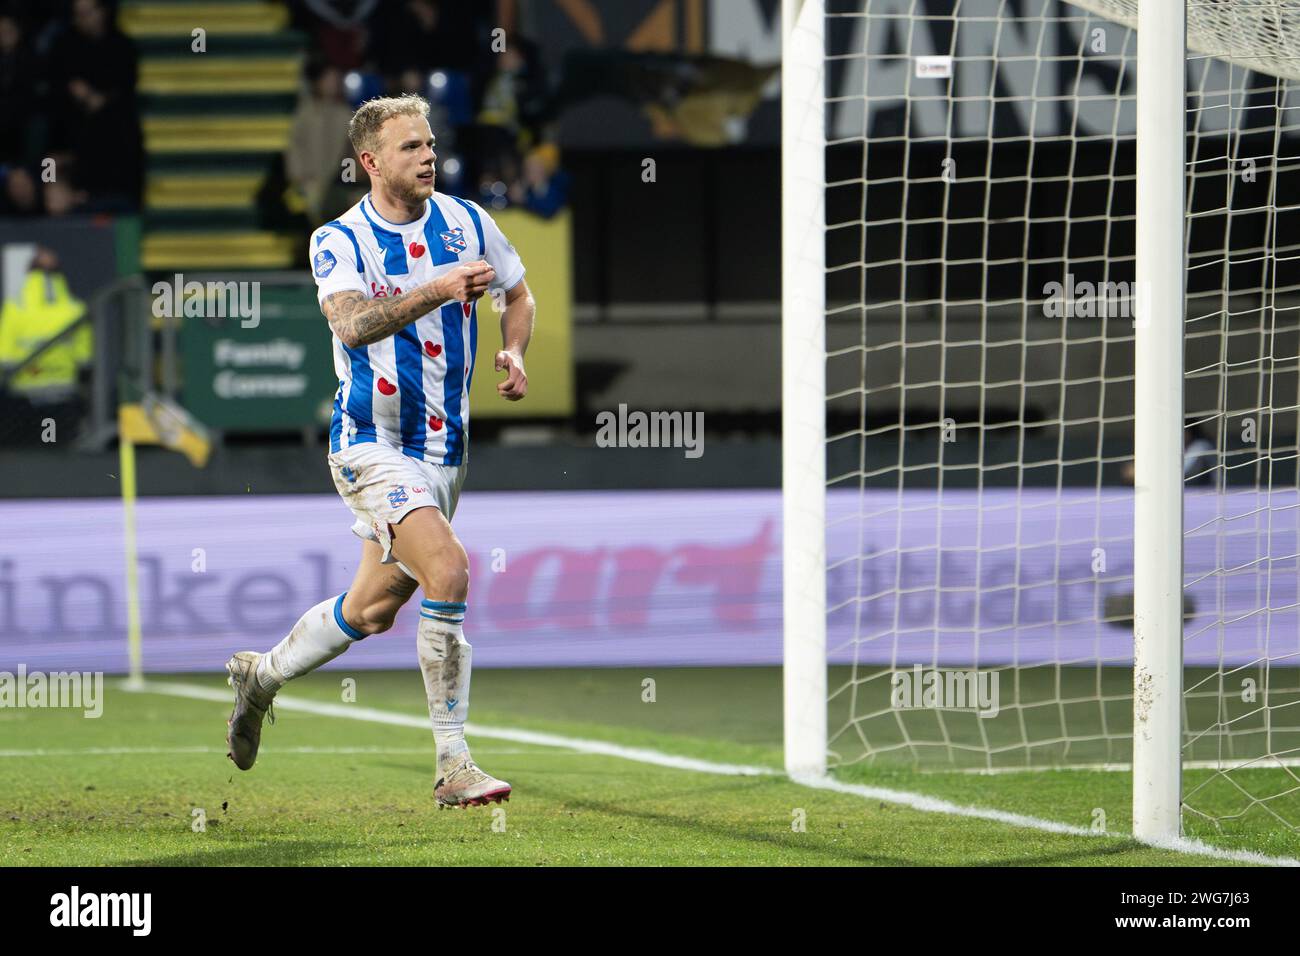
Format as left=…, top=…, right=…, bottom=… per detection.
left=1, top=667, right=1295, bottom=866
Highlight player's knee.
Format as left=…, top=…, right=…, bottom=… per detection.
left=420, top=541, right=469, bottom=602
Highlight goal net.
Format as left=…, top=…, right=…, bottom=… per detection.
left=785, top=0, right=1300, bottom=844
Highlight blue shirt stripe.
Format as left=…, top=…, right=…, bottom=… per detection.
left=440, top=302, right=466, bottom=465
left=448, top=198, right=483, bottom=395
left=467, top=301, right=478, bottom=394
left=344, top=344, right=376, bottom=444
left=358, top=199, right=424, bottom=450
left=323, top=220, right=364, bottom=272
left=394, top=326, right=427, bottom=458
left=359, top=201, right=409, bottom=276
left=422, top=199, right=465, bottom=266
left=322, top=219, right=373, bottom=445
left=329, top=379, right=345, bottom=452
left=448, top=196, right=485, bottom=257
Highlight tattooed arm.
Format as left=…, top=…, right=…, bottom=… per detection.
left=322, top=260, right=496, bottom=348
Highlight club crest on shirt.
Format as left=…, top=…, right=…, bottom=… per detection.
left=387, top=486, right=409, bottom=508
left=439, top=227, right=467, bottom=254
left=313, top=249, right=337, bottom=277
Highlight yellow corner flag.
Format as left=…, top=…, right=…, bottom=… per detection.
left=118, top=395, right=212, bottom=468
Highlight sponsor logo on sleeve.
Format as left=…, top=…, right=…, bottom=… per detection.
left=314, top=249, right=338, bottom=278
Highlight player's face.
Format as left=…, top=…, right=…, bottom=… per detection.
left=375, top=115, right=437, bottom=206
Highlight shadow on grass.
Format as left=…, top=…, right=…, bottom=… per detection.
left=524, top=774, right=916, bottom=865
left=528, top=774, right=1172, bottom=866
left=118, top=839, right=359, bottom=867
left=985, top=840, right=1155, bottom=867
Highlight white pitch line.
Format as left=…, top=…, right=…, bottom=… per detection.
left=0, top=746, right=581, bottom=758
left=789, top=773, right=1300, bottom=867
left=129, top=679, right=774, bottom=777
left=950, top=757, right=1300, bottom=775
left=125, top=679, right=1300, bottom=866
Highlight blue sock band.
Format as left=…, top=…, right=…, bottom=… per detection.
left=420, top=598, right=466, bottom=625
left=334, top=592, right=366, bottom=640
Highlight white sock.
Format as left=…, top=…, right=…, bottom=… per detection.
left=416, top=599, right=471, bottom=772
left=256, top=593, right=365, bottom=693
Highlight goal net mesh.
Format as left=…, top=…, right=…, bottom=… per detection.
left=824, top=0, right=1300, bottom=837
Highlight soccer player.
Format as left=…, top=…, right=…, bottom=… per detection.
left=223, top=94, right=535, bottom=809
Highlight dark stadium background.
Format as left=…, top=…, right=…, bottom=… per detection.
left=0, top=0, right=790, bottom=499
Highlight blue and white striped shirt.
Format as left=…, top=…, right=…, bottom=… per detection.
left=310, top=192, right=525, bottom=465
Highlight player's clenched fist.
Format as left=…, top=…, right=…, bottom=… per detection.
left=495, top=349, right=527, bottom=401
left=436, top=260, right=496, bottom=303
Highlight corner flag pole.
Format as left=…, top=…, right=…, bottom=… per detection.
left=117, top=396, right=212, bottom=688
left=119, top=426, right=145, bottom=689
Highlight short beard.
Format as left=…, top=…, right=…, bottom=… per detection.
left=390, top=176, right=431, bottom=207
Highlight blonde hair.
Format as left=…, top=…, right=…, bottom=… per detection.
left=347, top=94, right=431, bottom=155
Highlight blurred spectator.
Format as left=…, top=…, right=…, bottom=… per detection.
left=548, top=49, right=776, bottom=146
left=476, top=143, right=517, bottom=212
left=0, top=9, right=44, bottom=216
left=0, top=166, right=38, bottom=216
left=286, top=58, right=355, bottom=223
left=477, top=29, right=549, bottom=149
left=0, top=247, right=92, bottom=444
left=370, top=0, right=485, bottom=81
left=472, top=28, right=554, bottom=213
left=0, top=11, right=39, bottom=164
left=507, top=142, right=570, bottom=219
left=44, top=0, right=143, bottom=214
left=296, top=0, right=379, bottom=71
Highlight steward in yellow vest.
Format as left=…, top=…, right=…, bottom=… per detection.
left=0, top=249, right=91, bottom=402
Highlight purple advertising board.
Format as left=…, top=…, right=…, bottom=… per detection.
left=1, top=488, right=1296, bottom=673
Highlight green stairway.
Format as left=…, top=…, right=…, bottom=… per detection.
left=122, top=0, right=305, bottom=270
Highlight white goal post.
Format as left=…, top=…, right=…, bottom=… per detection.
left=782, top=0, right=829, bottom=780
left=1130, top=0, right=1186, bottom=844
left=782, top=0, right=1300, bottom=845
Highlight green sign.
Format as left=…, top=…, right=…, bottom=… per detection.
left=181, top=286, right=338, bottom=430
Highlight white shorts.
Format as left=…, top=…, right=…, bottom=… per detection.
left=327, top=443, right=467, bottom=566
